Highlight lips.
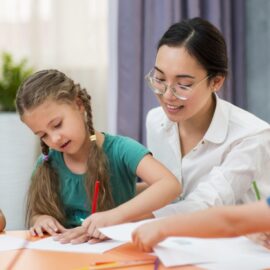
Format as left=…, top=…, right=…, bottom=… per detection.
left=166, top=104, right=184, bottom=113
left=60, top=140, right=71, bottom=149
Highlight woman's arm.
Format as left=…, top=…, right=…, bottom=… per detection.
left=132, top=200, right=270, bottom=252
left=0, top=209, right=6, bottom=232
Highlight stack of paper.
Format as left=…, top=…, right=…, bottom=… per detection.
left=100, top=221, right=270, bottom=269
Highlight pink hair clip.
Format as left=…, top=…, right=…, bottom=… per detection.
left=42, top=154, right=49, bottom=162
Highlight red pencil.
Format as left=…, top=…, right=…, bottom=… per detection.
left=92, top=180, right=100, bottom=214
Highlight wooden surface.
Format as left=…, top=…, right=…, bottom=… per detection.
left=0, top=231, right=203, bottom=270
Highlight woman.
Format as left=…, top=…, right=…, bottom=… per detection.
left=145, top=17, right=270, bottom=217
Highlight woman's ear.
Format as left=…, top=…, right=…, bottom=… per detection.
left=210, top=75, right=225, bottom=92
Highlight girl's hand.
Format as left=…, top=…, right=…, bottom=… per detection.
left=132, top=220, right=166, bottom=252
left=30, top=215, right=66, bottom=237
left=247, top=232, right=270, bottom=249
left=82, top=209, right=124, bottom=241
left=54, top=226, right=90, bottom=244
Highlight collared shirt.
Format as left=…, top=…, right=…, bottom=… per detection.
left=147, top=95, right=270, bottom=217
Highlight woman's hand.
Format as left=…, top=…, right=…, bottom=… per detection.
left=54, top=226, right=90, bottom=244
left=82, top=209, right=124, bottom=241
left=30, top=215, right=66, bottom=237
left=132, top=219, right=166, bottom=252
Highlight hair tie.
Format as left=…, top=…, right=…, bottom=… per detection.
left=89, top=134, right=96, bottom=141
left=42, top=154, right=49, bottom=162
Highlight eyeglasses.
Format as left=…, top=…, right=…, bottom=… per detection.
left=145, top=69, right=210, bottom=100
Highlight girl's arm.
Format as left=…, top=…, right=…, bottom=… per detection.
left=0, top=209, right=6, bottom=232
left=76, top=155, right=181, bottom=241
left=115, top=154, right=181, bottom=221
left=132, top=200, right=270, bottom=252
left=59, top=154, right=181, bottom=244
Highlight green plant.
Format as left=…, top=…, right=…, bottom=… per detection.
left=0, top=52, right=33, bottom=111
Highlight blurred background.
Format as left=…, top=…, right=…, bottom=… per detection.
left=0, top=0, right=270, bottom=229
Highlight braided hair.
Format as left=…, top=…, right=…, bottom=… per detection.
left=16, top=69, right=114, bottom=227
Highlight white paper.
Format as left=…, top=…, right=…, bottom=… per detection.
left=0, top=235, right=28, bottom=251
left=27, top=236, right=124, bottom=254
left=154, top=236, right=270, bottom=268
left=100, top=221, right=270, bottom=268
left=99, top=219, right=154, bottom=242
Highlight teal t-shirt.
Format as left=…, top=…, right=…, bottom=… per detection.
left=35, top=133, right=150, bottom=227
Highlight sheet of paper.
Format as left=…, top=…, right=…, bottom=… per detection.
left=27, top=236, right=124, bottom=254
left=99, top=219, right=154, bottom=242
left=0, top=235, right=28, bottom=251
left=154, top=236, right=270, bottom=268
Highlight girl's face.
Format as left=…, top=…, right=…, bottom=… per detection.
left=21, top=98, right=88, bottom=155
left=154, top=45, right=224, bottom=124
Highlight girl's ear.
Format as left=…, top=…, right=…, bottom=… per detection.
left=75, top=97, right=85, bottom=113
left=210, top=75, right=225, bottom=93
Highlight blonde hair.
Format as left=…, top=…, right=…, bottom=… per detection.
left=16, top=69, right=114, bottom=227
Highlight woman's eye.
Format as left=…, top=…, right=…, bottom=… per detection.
left=153, top=76, right=165, bottom=81
left=177, top=83, right=192, bottom=89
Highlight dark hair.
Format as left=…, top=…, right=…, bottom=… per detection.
left=158, top=17, right=228, bottom=78
left=16, top=69, right=114, bottom=226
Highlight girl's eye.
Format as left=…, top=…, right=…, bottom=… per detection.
left=40, top=134, right=47, bottom=140
left=54, top=122, right=62, bottom=128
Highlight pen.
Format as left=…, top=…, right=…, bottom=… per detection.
left=87, top=259, right=156, bottom=270
left=92, top=180, right=100, bottom=214
left=154, top=258, right=159, bottom=270
left=252, top=181, right=261, bottom=200
left=79, top=180, right=100, bottom=224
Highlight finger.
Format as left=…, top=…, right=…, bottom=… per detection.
left=35, top=226, right=44, bottom=237
left=59, top=228, right=86, bottom=244
left=29, top=227, right=37, bottom=236
left=55, top=222, right=67, bottom=233
left=71, top=234, right=90, bottom=244
left=87, top=224, right=96, bottom=237
left=92, top=229, right=101, bottom=239
left=98, top=233, right=108, bottom=241
left=82, top=217, right=91, bottom=228
left=88, top=238, right=103, bottom=244
left=46, top=221, right=59, bottom=233
left=43, top=224, right=58, bottom=236
left=139, top=241, right=152, bottom=253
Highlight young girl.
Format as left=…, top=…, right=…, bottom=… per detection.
left=15, top=69, right=181, bottom=242
left=145, top=17, right=270, bottom=218
left=132, top=198, right=270, bottom=252
left=0, top=209, right=6, bottom=232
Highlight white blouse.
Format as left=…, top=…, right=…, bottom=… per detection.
left=147, top=95, right=270, bottom=217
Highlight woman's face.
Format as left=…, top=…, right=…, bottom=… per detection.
left=154, top=45, right=223, bottom=124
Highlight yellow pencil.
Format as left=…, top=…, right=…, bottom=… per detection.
left=77, top=258, right=155, bottom=270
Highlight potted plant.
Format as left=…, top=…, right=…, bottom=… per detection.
left=0, top=52, right=33, bottom=111
left=0, top=52, right=37, bottom=230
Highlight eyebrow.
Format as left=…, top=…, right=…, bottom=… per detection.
left=154, top=66, right=195, bottom=79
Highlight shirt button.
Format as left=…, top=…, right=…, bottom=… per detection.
left=202, top=141, right=205, bottom=144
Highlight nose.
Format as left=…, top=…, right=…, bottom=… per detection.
left=162, top=85, right=177, bottom=100
left=50, top=133, right=61, bottom=144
